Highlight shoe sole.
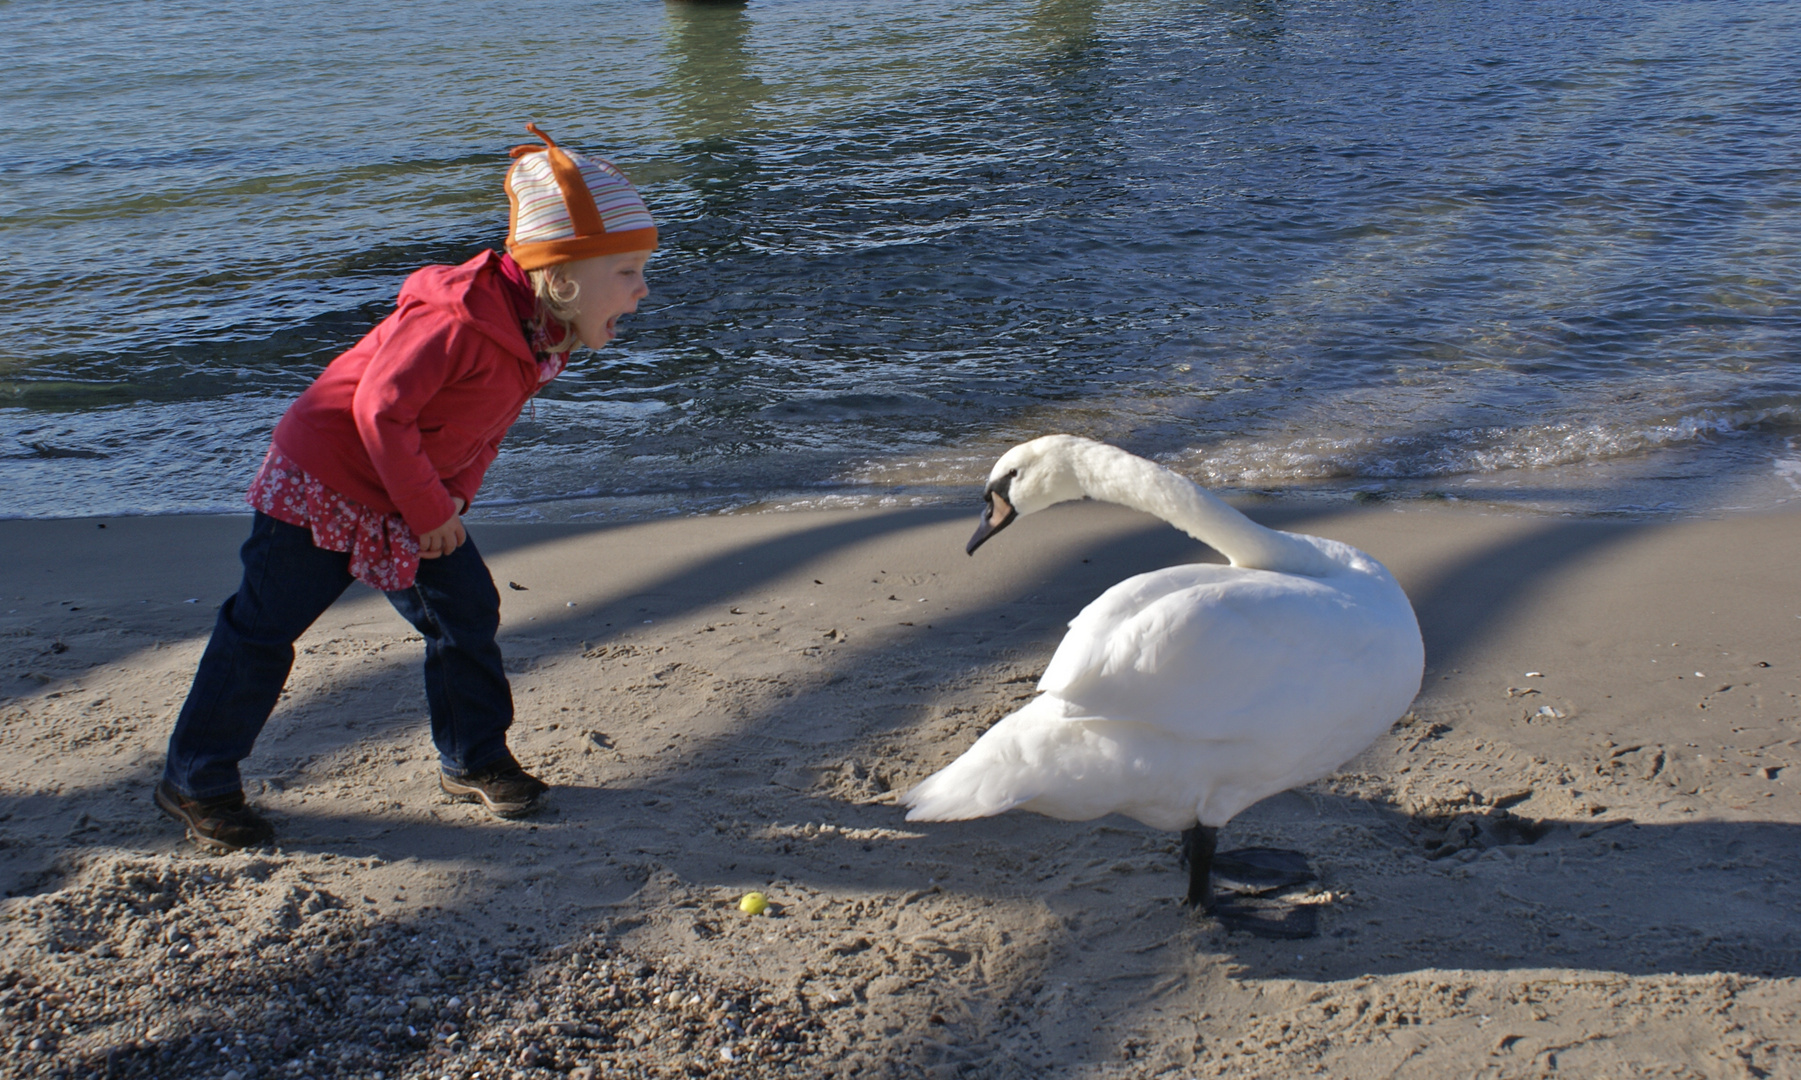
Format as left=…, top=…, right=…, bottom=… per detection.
left=154, top=784, right=267, bottom=853
left=439, top=774, right=543, bottom=819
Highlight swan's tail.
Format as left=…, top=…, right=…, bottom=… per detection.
left=901, top=699, right=1057, bottom=822
left=901, top=762, right=1030, bottom=822
left=902, top=762, right=1032, bottom=822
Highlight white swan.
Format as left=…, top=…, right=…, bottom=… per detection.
left=903, top=436, right=1423, bottom=923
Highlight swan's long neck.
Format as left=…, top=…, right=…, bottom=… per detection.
left=1075, top=448, right=1336, bottom=575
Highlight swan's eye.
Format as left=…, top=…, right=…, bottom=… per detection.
left=1008, top=468, right=1019, bottom=478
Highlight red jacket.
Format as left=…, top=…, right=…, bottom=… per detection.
left=272, top=250, right=540, bottom=535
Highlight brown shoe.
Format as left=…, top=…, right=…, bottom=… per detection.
left=155, top=780, right=274, bottom=852
left=439, top=755, right=548, bottom=819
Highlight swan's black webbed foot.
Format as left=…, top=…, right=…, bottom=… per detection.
left=1182, top=838, right=1321, bottom=940
left=1212, top=847, right=1315, bottom=894
left=1210, top=892, right=1319, bottom=940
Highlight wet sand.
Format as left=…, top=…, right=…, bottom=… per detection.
left=2, top=501, right=1798, bottom=1078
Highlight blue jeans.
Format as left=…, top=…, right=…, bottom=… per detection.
left=164, top=512, right=515, bottom=798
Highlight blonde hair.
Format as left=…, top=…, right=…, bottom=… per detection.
left=527, top=265, right=581, bottom=354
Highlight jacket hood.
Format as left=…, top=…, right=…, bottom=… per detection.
left=395, top=250, right=536, bottom=364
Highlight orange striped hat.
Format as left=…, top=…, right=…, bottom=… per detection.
left=504, top=123, right=657, bottom=270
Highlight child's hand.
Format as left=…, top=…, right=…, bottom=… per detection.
left=418, top=500, right=467, bottom=559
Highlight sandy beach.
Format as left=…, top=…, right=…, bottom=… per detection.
left=2, top=499, right=1799, bottom=1079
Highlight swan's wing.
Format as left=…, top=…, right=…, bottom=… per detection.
left=1039, top=566, right=1416, bottom=742
left=1036, top=564, right=1250, bottom=702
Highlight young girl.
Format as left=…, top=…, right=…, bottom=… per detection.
left=157, top=124, right=655, bottom=851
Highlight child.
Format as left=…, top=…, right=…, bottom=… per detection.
left=157, top=124, right=656, bottom=851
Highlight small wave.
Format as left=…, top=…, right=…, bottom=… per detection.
left=751, top=393, right=941, bottom=423
left=1776, top=437, right=1801, bottom=494
left=1168, top=405, right=1801, bottom=486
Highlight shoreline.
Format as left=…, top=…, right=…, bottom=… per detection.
left=3, top=501, right=1799, bottom=1077
left=7, top=457, right=1801, bottom=529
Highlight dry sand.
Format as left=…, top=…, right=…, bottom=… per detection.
left=2, top=500, right=1799, bottom=1079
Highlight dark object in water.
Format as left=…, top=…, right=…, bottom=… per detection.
left=25, top=441, right=107, bottom=459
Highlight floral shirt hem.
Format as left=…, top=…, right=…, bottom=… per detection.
left=247, top=447, right=421, bottom=592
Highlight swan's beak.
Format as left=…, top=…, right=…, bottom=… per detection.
left=967, top=483, right=1017, bottom=555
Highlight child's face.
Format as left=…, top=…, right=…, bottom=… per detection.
left=564, top=250, right=652, bottom=349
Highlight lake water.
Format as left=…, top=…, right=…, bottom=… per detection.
left=3, top=0, right=1799, bottom=522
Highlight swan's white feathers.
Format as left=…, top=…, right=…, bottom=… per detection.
left=906, top=557, right=1419, bottom=829
left=903, top=436, right=1425, bottom=834
left=1044, top=558, right=1404, bottom=741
